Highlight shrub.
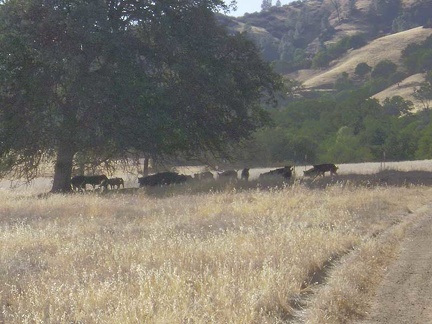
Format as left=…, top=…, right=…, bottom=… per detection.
left=355, top=62, right=372, bottom=78
left=371, top=60, right=397, bottom=79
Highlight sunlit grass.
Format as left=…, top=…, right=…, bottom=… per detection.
left=1, top=181, right=429, bottom=323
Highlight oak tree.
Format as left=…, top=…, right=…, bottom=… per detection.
left=0, top=0, right=282, bottom=192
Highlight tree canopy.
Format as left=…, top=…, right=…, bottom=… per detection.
left=0, top=0, right=282, bottom=192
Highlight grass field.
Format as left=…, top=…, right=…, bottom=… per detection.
left=1, top=162, right=432, bottom=323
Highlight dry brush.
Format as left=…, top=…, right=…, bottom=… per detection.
left=0, top=182, right=430, bottom=323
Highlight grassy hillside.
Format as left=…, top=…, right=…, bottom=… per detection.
left=2, top=169, right=432, bottom=322
left=224, top=0, right=432, bottom=111
left=296, top=27, right=432, bottom=88
left=296, top=27, right=432, bottom=111
left=372, top=73, right=426, bottom=110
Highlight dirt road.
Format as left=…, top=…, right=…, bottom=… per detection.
left=359, top=205, right=432, bottom=323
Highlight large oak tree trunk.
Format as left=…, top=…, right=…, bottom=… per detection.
left=51, top=144, right=75, bottom=193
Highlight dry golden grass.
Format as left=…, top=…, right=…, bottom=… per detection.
left=298, top=199, right=426, bottom=323
left=289, top=26, right=432, bottom=112
left=300, top=27, right=432, bottom=89
left=1, top=170, right=431, bottom=323
left=372, top=73, right=426, bottom=110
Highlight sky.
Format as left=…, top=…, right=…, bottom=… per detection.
left=229, top=0, right=294, bottom=17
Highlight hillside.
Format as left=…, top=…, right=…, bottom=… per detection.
left=296, top=27, right=432, bottom=110
left=222, top=0, right=432, bottom=110
left=372, top=73, right=427, bottom=109
left=296, top=27, right=432, bottom=88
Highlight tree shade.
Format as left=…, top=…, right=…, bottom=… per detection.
left=0, top=0, right=282, bottom=192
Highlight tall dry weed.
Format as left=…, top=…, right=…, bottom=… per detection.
left=0, top=184, right=429, bottom=323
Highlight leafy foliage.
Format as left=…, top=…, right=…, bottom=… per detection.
left=0, top=0, right=281, bottom=191
left=371, top=60, right=398, bottom=79
left=228, top=1, right=432, bottom=166
left=355, top=63, right=372, bottom=78
left=402, top=35, right=432, bottom=73
left=239, top=89, right=432, bottom=165
left=413, top=82, right=432, bottom=109
left=312, top=34, right=367, bottom=68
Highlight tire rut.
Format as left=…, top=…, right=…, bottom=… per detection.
left=358, top=205, right=432, bottom=324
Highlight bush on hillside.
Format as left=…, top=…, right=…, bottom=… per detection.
left=402, top=35, right=432, bottom=73
left=371, top=59, right=398, bottom=79
left=355, top=62, right=372, bottom=78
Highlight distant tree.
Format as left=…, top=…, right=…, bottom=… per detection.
left=392, top=12, right=415, bottom=32
left=288, top=135, right=318, bottom=163
left=382, top=117, right=419, bottom=160
left=369, top=0, right=402, bottom=24
left=278, top=35, right=295, bottom=62
left=346, top=0, right=356, bottom=15
left=382, top=96, right=414, bottom=116
left=293, top=48, right=306, bottom=60
left=294, top=20, right=305, bottom=41
left=322, top=128, right=373, bottom=163
left=413, top=82, right=432, bottom=109
left=258, top=34, right=280, bottom=61
left=276, top=0, right=282, bottom=7
left=319, top=12, right=335, bottom=41
left=371, top=60, right=398, bottom=79
left=355, top=62, right=372, bottom=78
left=334, top=72, right=354, bottom=91
left=330, top=0, right=342, bottom=24
left=312, top=50, right=331, bottom=68
left=402, top=36, right=432, bottom=73
left=0, top=0, right=282, bottom=192
left=320, top=12, right=331, bottom=30
left=254, top=128, right=290, bottom=162
left=361, top=115, right=389, bottom=151
left=261, top=0, right=272, bottom=11
left=426, top=71, right=432, bottom=84
left=416, top=123, right=432, bottom=159
left=349, top=34, right=367, bottom=49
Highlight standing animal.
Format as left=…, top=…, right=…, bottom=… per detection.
left=71, top=175, right=86, bottom=191
left=313, top=163, right=338, bottom=176
left=259, top=166, right=294, bottom=180
left=138, top=172, right=192, bottom=187
left=103, top=177, right=125, bottom=189
left=194, top=171, right=214, bottom=181
left=303, top=167, right=321, bottom=178
left=71, top=175, right=108, bottom=191
left=274, top=166, right=294, bottom=178
left=241, top=168, right=250, bottom=181
left=84, top=175, right=109, bottom=189
left=217, top=170, right=238, bottom=180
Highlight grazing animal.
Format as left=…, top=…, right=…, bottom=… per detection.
left=71, top=175, right=87, bottom=191
left=303, top=167, right=321, bottom=178
left=84, top=175, right=109, bottom=189
left=217, top=170, right=238, bottom=180
left=194, top=171, right=214, bottom=181
left=259, top=166, right=294, bottom=180
left=71, top=175, right=108, bottom=191
left=138, top=172, right=192, bottom=187
left=273, top=166, right=294, bottom=178
left=313, top=163, right=338, bottom=176
left=103, top=177, right=125, bottom=189
left=241, top=168, right=250, bottom=181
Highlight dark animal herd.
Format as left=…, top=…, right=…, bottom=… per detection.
left=70, top=163, right=338, bottom=191
left=258, top=166, right=294, bottom=180
left=71, top=175, right=109, bottom=191
left=303, top=163, right=338, bottom=178
left=71, top=175, right=124, bottom=192
left=137, top=172, right=192, bottom=187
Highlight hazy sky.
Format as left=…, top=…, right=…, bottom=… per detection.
left=230, top=0, right=294, bottom=17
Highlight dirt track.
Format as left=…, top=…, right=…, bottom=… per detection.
left=358, top=205, right=432, bottom=324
